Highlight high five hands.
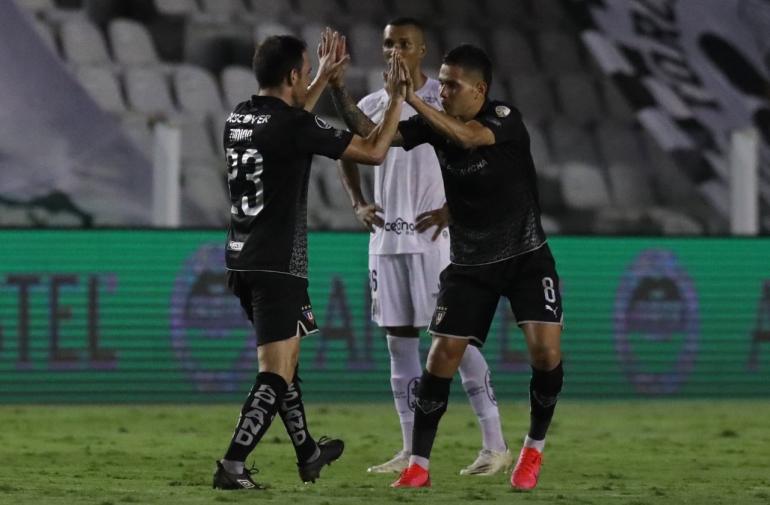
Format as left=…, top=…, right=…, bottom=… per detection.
left=317, top=27, right=349, bottom=85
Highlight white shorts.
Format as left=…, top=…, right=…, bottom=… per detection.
left=369, top=245, right=451, bottom=328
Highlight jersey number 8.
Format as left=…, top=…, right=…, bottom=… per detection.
left=226, top=147, right=264, bottom=217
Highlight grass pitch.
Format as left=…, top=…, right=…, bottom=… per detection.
left=2, top=401, right=768, bottom=505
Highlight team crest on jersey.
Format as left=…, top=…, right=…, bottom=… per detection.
left=495, top=105, right=511, bottom=118
left=314, top=116, right=332, bottom=129
left=302, top=305, right=315, bottom=322
left=434, top=306, right=447, bottom=325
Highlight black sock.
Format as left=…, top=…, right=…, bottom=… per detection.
left=528, top=361, right=564, bottom=441
left=224, top=372, right=288, bottom=462
left=278, top=372, right=318, bottom=464
left=411, top=371, right=452, bottom=459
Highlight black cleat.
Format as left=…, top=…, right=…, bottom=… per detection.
left=212, top=461, right=267, bottom=490
left=298, top=436, right=345, bottom=483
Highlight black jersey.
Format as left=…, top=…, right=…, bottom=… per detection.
left=223, top=96, right=353, bottom=276
left=399, top=100, right=546, bottom=265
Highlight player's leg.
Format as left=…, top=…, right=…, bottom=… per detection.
left=215, top=337, right=296, bottom=490
left=273, top=288, right=343, bottom=483
left=393, top=264, right=499, bottom=488
left=506, top=245, right=564, bottom=491
left=457, top=344, right=512, bottom=475
left=368, top=254, right=421, bottom=473
left=410, top=247, right=510, bottom=475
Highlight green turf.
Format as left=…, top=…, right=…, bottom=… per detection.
left=2, top=401, right=769, bottom=505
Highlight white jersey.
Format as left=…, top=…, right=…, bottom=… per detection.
left=358, top=78, right=448, bottom=255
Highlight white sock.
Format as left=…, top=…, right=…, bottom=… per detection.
left=523, top=435, right=545, bottom=453
left=409, top=455, right=430, bottom=470
left=459, top=345, right=507, bottom=453
left=221, top=459, right=244, bottom=474
left=387, top=335, right=422, bottom=454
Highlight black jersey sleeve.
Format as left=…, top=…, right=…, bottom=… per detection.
left=398, top=115, right=441, bottom=151
left=475, top=102, right=527, bottom=145
left=293, top=112, right=354, bottom=159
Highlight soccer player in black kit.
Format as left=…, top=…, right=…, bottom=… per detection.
left=212, top=31, right=407, bottom=490
left=330, top=44, right=564, bottom=491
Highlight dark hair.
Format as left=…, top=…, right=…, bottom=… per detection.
left=386, top=17, right=426, bottom=33
left=443, top=44, right=493, bottom=95
left=252, top=35, right=307, bottom=88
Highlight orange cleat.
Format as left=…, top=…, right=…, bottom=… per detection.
left=391, top=463, right=431, bottom=488
left=510, top=447, right=542, bottom=491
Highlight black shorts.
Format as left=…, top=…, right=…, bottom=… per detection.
left=227, top=270, right=319, bottom=346
left=428, top=243, right=563, bottom=347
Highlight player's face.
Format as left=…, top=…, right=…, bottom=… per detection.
left=382, top=24, right=425, bottom=74
left=291, top=51, right=313, bottom=107
left=438, top=64, right=486, bottom=118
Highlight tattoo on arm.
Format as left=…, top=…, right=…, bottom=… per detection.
left=330, top=86, right=375, bottom=136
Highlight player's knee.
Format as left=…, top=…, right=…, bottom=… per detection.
left=530, top=346, right=561, bottom=371
left=427, top=341, right=466, bottom=370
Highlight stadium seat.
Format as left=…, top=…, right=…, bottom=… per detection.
left=349, top=23, right=383, bottom=69
left=254, top=22, right=295, bottom=44
left=438, top=0, right=484, bottom=27
left=154, top=0, right=200, bottom=17
left=510, top=74, right=556, bottom=124
left=560, top=162, right=611, bottom=210
left=310, top=155, right=359, bottom=229
left=422, top=28, right=444, bottom=70
left=124, top=67, right=177, bottom=116
left=525, top=122, right=551, bottom=169
left=537, top=30, right=584, bottom=74
left=221, top=65, right=256, bottom=109
left=485, top=0, right=531, bottom=27
left=15, top=0, right=54, bottom=13
left=178, top=115, right=217, bottom=162
left=342, top=0, right=389, bottom=25
left=121, top=115, right=154, bottom=157
left=60, top=19, right=112, bottom=67
left=531, top=0, right=571, bottom=27
left=198, top=0, right=246, bottom=23
left=32, top=19, right=57, bottom=52
left=490, top=29, right=538, bottom=75
left=181, top=162, right=229, bottom=226
left=109, top=19, right=162, bottom=67
left=443, top=27, right=487, bottom=53
left=607, top=162, right=655, bottom=208
left=556, top=73, right=603, bottom=125
left=301, top=24, right=325, bottom=72
left=548, top=117, right=601, bottom=165
left=245, top=0, right=291, bottom=22
left=76, top=66, right=127, bottom=114
left=173, top=65, right=224, bottom=118
left=596, top=121, right=645, bottom=166
left=294, top=0, right=343, bottom=25
left=601, top=79, right=636, bottom=122
left=390, top=0, right=436, bottom=22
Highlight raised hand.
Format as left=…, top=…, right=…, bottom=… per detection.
left=384, top=54, right=406, bottom=99
left=416, top=204, right=450, bottom=241
left=317, top=28, right=349, bottom=84
left=397, top=57, right=415, bottom=102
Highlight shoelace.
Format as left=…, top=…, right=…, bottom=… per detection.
left=243, top=462, right=260, bottom=478
left=517, top=451, right=541, bottom=475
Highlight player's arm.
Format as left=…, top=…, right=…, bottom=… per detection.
left=408, top=94, right=494, bottom=149
left=329, top=70, right=404, bottom=146
left=399, top=60, right=494, bottom=149
left=304, top=28, right=349, bottom=112
left=339, top=56, right=406, bottom=165
left=337, top=159, right=384, bottom=231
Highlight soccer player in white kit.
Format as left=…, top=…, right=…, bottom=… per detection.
left=334, top=18, right=512, bottom=476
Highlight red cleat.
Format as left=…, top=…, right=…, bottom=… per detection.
left=511, top=447, right=542, bottom=491
left=391, top=463, right=431, bottom=488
